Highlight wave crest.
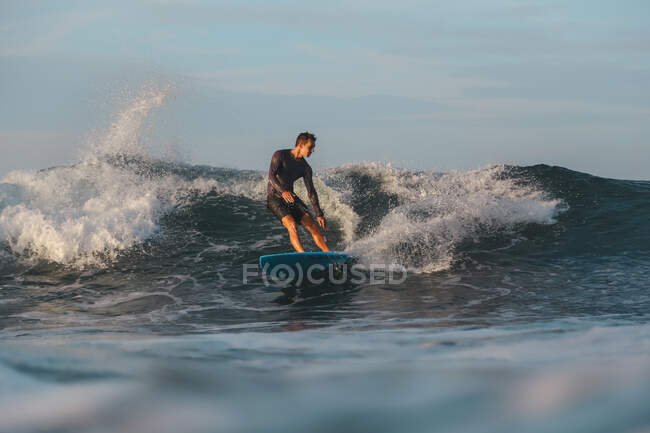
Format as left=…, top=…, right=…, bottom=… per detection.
left=343, top=164, right=565, bottom=272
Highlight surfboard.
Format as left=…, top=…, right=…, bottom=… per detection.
left=259, top=252, right=358, bottom=290
left=259, top=252, right=355, bottom=271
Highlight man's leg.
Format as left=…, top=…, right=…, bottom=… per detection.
left=301, top=214, right=331, bottom=252
left=281, top=215, right=305, bottom=252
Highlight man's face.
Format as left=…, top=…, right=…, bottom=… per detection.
left=300, top=140, right=315, bottom=158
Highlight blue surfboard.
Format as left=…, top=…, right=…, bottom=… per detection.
left=259, top=252, right=358, bottom=289
left=259, top=252, right=355, bottom=271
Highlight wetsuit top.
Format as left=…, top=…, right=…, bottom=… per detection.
left=267, top=149, right=324, bottom=217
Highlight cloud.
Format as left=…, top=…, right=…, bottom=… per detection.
left=0, top=8, right=108, bottom=57
left=188, top=42, right=500, bottom=99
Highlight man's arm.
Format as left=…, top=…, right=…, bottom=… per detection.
left=303, top=166, right=324, bottom=218
left=268, top=151, right=285, bottom=193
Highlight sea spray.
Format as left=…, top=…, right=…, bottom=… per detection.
left=0, top=87, right=214, bottom=267
left=336, top=163, right=565, bottom=272
left=87, top=85, right=170, bottom=159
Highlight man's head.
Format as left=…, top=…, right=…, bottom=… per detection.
left=294, top=131, right=316, bottom=158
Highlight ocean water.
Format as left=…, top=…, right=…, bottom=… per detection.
left=1, top=90, right=649, bottom=433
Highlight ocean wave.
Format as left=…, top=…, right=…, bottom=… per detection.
left=0, top=88, right=215, bottom=267
left=337, top=163, right=565, bottom=272
left=1, top=87, right=648, bottom=273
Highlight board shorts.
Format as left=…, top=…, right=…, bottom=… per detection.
left=267, top=193, right=312, bottom=225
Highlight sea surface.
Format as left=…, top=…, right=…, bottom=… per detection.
left=1, top=90, right=649, bottom=433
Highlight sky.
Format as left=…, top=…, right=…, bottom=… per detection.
left=1, top=0, right=649, bottom=179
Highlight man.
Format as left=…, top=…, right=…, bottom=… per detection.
left=267, top=131, right=331, bottom=253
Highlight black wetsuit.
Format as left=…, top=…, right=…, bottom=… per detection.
left=266, top=149, right=323, bottom=224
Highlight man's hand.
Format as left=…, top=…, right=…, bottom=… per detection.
left=281, top=191, right=295, bottom=203
left=317, top=216, right=327, bottom=230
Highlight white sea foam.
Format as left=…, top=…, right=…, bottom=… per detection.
left=340, top=163, right=565, bottom=272
left=0, top=87, right=215, bottom=267
left=293, top=176, right=360, bottom=244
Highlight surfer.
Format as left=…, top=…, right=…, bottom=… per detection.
left=267, top=131, right=331, bottom=253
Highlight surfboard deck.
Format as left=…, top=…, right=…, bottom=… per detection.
left=259, top=251, right=355, bottom=271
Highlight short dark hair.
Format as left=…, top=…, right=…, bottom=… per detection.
left=295, top=131, right=316, bottom=147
